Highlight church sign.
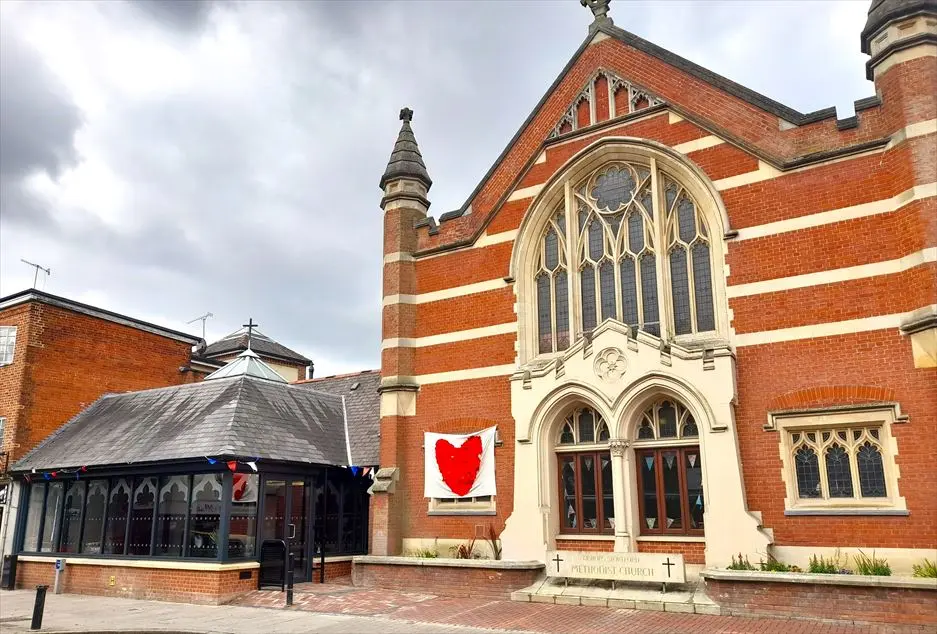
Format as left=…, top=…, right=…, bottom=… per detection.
left=546, top=550, right=686, bottom=584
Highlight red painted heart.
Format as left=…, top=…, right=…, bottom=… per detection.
left=435, top=435, right=483, bottom=497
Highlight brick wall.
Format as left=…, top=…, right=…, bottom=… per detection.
left=555, top=539, right=614, bottom=552
left=16, top=560, right=257, bottom=605
left=310, top=559, right=352, bottom=583
left=705, top=576, right=937, bottom=627
left=636, top=541, right=705, bottom=565
left=352, top=560, right=543, bottom=600
left=0, top=301, right=198, bottom=463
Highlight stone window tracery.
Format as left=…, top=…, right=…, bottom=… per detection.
left=534, top=161, right=717, bottom=355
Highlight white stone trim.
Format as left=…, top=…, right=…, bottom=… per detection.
left=734, top=305, right=937, bottom=347
left=507, top=183, right=545, bottom=202
left=636, top=535, right=706, bottom=543
left=672, top=135, right=724, bottom=155
left=381, top=322, right=516, bottom=350
left=396, top=363, right=516, bottom=386
left=873, top=43, right=937, bottom=79
left=887, top=118, right=937, bottom=150
left=713, top=161, right=781, bottom=190
left=556, top=534, right=615, bottom=541
left=475, top=229, right=518, bottom=248
left=383, top=252, right=414, bottom=264
left=734, top=182, right=937, bottom=241
left=726, top=248, right=936, bottom=299
left=14, top=555, right=259, bottom=571
left=382, top=278, right=507, bottom=306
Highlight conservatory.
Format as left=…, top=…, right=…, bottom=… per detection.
left=8, top=350, right=378, bottom=603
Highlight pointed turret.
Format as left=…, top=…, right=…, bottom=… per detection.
left=379, top=107, right=432, bottom=191
left=860, top=0, right=937, bottom=79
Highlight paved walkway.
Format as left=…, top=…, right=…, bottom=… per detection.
left=0, top=586, right=925, bottom=634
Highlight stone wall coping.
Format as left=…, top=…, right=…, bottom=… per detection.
left=702, top=568, right=937, bottom=590
left=16, top=555, right=260, bottom=572
left=353, top=555, right=545, bottom=570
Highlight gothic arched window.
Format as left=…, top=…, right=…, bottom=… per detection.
left=534, top=161, right=717, bottom=354
left=555, top=406, right=612, bottom=535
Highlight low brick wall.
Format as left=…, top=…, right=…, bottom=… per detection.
left=16, top=557, right=259, bottom=605
left=702, top=569, right=937, bottom=626
left=637, top=540, right=705, bottom=564
left=352, top=556, right=544, bottom=599
left=310, top=558, right=353, bottom=583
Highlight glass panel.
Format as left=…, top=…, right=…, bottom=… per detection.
left=640, top=453, right=658, bottom=531
left=825, top=445, right=854, bottom=498
left=580, top=456, right=597, bottom=530
left=691, top=243, right=715, bottom=331
left=560, top=456, right=577, bottom=530
left=599, top=261, right=616, bottom=321
left=661, top=451, right=682, bottom=530
left=154, top=475, right=189, bottom=557
left=81, top=480, right=108, bottom=554
left=559, top=421, right=575, bottom=444
left=639, top=186, right=653, bottom=219
left=684, top=451, right=704, bottom=530
left=578, top=409, right=595, bottom=443
left=289, top=480, right=308, bottom=576
left=640, top=254, right=659, bottom=336
left=609, top=212, right=624, bottom=237
left=665, top=181, right=678, bottom=212
left=555, top=210, right=566, bottom=236
left=22, top=483, right=45, bottom=552
left=627, top=211, right=644, bottom=253
left=189, top=474, right=223, bottom=558
left=681, top=416, right=699, bottom=438
left=324, top=478, right=341, bottom=555
left=580, top=265, right=597, bottom=332
left=341, top=480, right=357, bottom=555
left=104, top=478, right=131, bottom=555
left=677, top=196, right=696, bottom=242
left=262, top=479, right=286, bottom=544
left=619, top=257, right=638, bottom=327
left=127, top=477, right=156, bottom=556
left=40, top=482, right=64, bottom=552
left=554, top=272, right=570, bottom=351
left=588, top=221, right=604, bottom=260
left=658, top=401, right=677, bottom=438
left=597, top=421, right=610, bottom=442
left=670, top=247, right=692, bottom=335
left=601, top=454, right=613, bottom=530
left=857, top=444, right=887, bottom=497
left=794, top=446, right=821, bottom=498
left=592, top=166, right=635, bottom=211
left=544, top=230, right=559, bottom=271
left=536, top=273, right=552, bottom=354
left=59, top=481, right=85, bottom=554
left=637, top=421, right=655, bottom=440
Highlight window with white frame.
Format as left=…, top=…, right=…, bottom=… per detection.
left=428, top=495, right=495, bottom=514
left=0, top=326, right=17, bottom=366
left=535, top=162, right=716, bottom=355
left=769, top=406, right=906, bottom=514
left=555, top=407, right=613, bottom=535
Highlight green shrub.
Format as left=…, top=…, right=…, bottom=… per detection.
left=407, top=547, right=439, bottom=558
left=912, top=558, right=937, bottom=578
left=449, top=537, right=477, bottom=560
left=853, top=550, right=891, bottom=576
left=727, top=553, right=756, bottom=570
left=808, top=550, right=852, bottom=574
left=759, top=554, right=800, bottom=573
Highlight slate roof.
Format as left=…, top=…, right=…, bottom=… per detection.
left=201, top=327, right=311, bottom=365
left=379, top=108, right=432, bottom=191
left=293, top=370, right=380, bottom=468
left=11, top=374, right=371, bottom=472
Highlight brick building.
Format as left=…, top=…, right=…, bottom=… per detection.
left=371, top=0, right=936, bottom=578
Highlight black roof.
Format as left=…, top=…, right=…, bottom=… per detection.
left=379, top=108, right=432, bottom=191
left=202, top=328, right=311, bottom=365
left=293, top=370, right=380, bottom=470
left=12, top=374, right=378, bottom=472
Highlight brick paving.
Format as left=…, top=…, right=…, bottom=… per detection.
left=232, top=584, right=930, bottom=633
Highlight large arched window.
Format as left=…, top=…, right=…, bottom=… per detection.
left=535, top=160, right=717, bottom=354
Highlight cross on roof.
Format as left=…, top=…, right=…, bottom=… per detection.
left=242, top=318, right=258, bottom=350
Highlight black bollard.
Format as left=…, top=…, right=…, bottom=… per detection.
left=285, top=553, right=294, bottom=607
left=31, top=584, right=48, bottom=630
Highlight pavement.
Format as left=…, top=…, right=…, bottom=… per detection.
left=0, top=585, right=929, bottom=634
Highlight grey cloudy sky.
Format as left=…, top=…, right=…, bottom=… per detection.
left=0, top=0, right=874, bottom=375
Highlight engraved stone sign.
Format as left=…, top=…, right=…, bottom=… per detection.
left=546, top=550, right=686, bottom=584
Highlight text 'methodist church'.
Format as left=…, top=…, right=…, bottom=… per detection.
left=6, top=0, right=935, bottom=600
left=371, top=0, right=935, bottom=571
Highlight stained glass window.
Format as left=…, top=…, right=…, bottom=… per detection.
left=634, top=398, right=698, bottom=441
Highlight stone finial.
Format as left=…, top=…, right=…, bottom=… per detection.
left=380, top=107, right=432, bottom=191
left=581, top=0, right=612, bottom=22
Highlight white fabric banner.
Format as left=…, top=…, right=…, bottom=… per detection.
left=424, top=426, right=497, bottom=498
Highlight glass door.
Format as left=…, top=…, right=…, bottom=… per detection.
left=261, top=478, right=310, bottom=582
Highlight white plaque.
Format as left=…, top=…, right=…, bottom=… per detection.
left=546, top=550, right=686, bottom=584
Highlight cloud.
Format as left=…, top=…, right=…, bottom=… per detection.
left=0, top=0, right=875, bottom=375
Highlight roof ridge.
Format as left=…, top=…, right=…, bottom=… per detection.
left=293, top=369, right=379, bottom=384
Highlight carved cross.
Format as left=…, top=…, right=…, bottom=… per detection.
left=552, top=553, right=564, bottom=573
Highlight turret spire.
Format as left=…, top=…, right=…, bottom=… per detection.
left=379, top=107, right=432, bottom=191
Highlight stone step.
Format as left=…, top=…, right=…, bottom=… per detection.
left=510, top=578, right=722, bottom=616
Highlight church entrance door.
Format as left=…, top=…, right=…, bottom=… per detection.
left=261, top=478, right=311, bottom=582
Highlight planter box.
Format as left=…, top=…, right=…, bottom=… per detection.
left=702, top=568, right=937, bottom=626
left=352, top=556, right=544, bottom=600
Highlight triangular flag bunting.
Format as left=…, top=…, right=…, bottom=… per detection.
left=688, top=454, right=697, bottom=468
left=644, top=456, right=655, bottom=470
left=246, top=461, right=258, bottom=472
left=227, top=460, right=238, bottom=472
left=664, top=454, right=675, bottom=469
left=696, top=495, right=703, bottom=507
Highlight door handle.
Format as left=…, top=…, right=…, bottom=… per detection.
left=288, top=523, right=296, bottom=539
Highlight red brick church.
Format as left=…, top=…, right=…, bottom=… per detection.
left=371, top=0, right=936, bottom=579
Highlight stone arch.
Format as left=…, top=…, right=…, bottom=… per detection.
left=510, top=136, right=734, bottom=365
left=611, top=371, right=723, bottom=440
